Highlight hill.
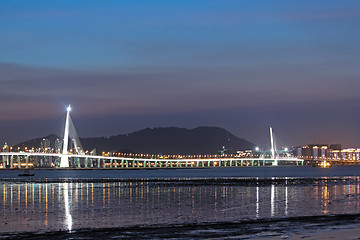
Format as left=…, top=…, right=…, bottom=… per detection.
left=15, top=126, right=256, bottom=155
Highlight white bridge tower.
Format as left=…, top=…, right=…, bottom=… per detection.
left=60, top=105, right=71, bottom=168
left=270, top=127, right=278, bottom=166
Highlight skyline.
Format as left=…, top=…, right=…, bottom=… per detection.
left=1, top=1, right=360, bottom=147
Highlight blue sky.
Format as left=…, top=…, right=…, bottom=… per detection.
left=1, top=0, right=360, bottom=148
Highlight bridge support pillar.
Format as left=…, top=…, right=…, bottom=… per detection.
left=3, top=155, right=8, bottom=168
left=10, top=156, right=14, bottom=169
left=110, top=159, right=113, bottom=168
left=115, top=160, right=117, bottom=168
left=25, top=156, right=29, bottom=169
left=17, top=156, right=21, bottom=168
left=98, top=159, right=101, bottom=168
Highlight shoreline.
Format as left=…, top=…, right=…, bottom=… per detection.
left=2, top=213, right=360, bottom=239
left=0, top=175, right=356, bottom=183
left=0, top=164, right=303, bottom=170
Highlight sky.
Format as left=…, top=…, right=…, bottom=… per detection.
left=1, top=0, right=360, bottom=148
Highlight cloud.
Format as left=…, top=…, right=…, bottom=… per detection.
left=0, top=61, right=360, bottom=146
left=1, top=62, right=359, bottom=121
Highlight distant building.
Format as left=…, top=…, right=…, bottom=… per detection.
left=328, top=148, right=360, bottom=161
left=55, top=139, right=62, bottom=153
left=41, top=138, right=50, bottom=152
left=296, top=144, right=329, bottom=160
left=236, top=150, right=253, bottom=158
left=296, top=144, right=360, bottom=161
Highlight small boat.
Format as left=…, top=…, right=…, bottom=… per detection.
left=18, top=170, right=35, bottom=176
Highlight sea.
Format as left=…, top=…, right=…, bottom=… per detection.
left=2, top=166, right=360, bottom=239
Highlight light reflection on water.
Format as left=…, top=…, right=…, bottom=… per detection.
left=0, top=177, right=360, bottom=233
left=63, top=183, right=72, bottom=232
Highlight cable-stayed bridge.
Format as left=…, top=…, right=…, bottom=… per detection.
left=0, top=106, right=303, bottom=169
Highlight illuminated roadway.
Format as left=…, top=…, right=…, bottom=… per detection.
left=0, top=151, right=304, bottom=169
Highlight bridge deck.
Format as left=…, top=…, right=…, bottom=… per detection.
left=0, top=152, right=303, bottom=169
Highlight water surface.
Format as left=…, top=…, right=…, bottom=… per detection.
left=1, top=166, right=360, bottom=237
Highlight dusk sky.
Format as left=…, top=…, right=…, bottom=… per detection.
left=1, top=0, right=360, bottom=148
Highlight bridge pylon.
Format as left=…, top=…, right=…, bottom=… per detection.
left=270, top=127, right=278, bottom=166
left=60, top=105, right=71, bottom=168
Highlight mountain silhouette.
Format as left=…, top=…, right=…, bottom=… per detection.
left=15, top=126, right=255, bottom=155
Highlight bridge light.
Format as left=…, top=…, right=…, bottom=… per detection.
left=67, top=105, right=71, bottom=112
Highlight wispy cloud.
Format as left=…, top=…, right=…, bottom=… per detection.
left=1, top=62, right=359, bottom=121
